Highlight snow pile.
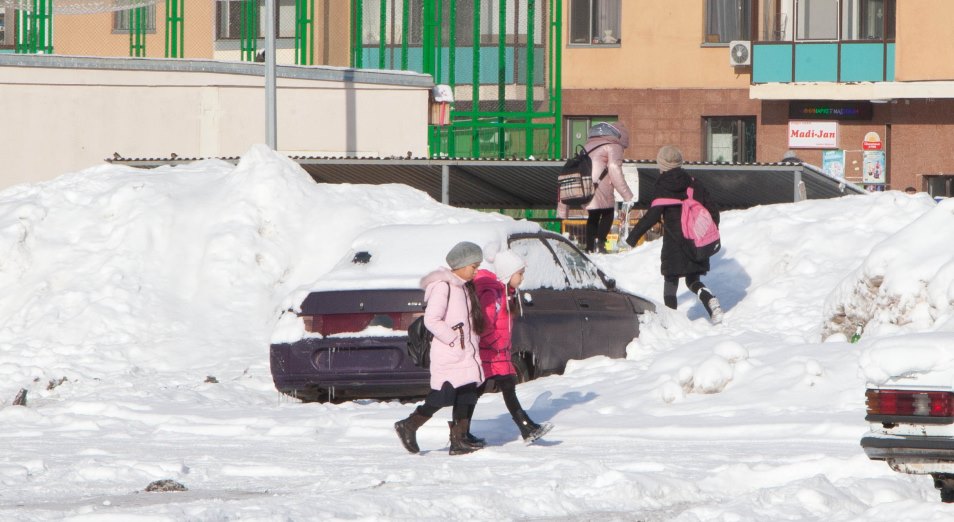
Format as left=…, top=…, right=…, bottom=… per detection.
left=0, top=145, right=499, bottom=402
left=2, top=147, right=954, bottom=519
left=823, top=195, right=954, bottom=339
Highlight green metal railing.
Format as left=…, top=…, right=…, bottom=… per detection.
left=350, top=0, right=561, bottom=160
left=15, top=0, right=54, bottom=54
left=240, top=0, right=259, bottom=61
left=165, top=0, right=184, bottom=58
left=128, top=6, right=146, bottom=56
left=295, top=0, right=314, bottom=65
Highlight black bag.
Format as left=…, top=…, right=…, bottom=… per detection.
left=406, top=315, right=433, bottom=368
left=406, top=282, right=450, bottom=369
left=558, top=143, right=609, bottom=208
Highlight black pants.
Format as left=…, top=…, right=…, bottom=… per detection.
left=663, top=274, right=717, bottom=314
left=586, top=207, right=615, bottom=253
left=421, top=381, right=479, bottom=421
left=482, top=375, right=523, bottom=418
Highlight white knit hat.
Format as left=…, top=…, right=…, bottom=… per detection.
left=493, top=250, right=526, bottom=283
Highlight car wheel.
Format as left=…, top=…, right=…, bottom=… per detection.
left=512, top=353, right=532, bottom=384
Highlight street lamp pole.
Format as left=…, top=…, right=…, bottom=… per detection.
left=265, top=0, right=277, bottom=149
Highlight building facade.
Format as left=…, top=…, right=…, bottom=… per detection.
left=562, top=0, right=954, bottom=196
left=5, top=1, right=954, bottom=196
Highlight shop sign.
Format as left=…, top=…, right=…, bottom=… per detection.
left=788, top=121, right=839, bottom=149
left=863, top=131, right=883, bottom=151
left=789, top=100, right=873, bottom=121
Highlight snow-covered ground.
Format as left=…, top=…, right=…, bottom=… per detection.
left=1, top=146, right=953, bottom=521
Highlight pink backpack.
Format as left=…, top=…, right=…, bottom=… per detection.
left=651, top=186, right=721, bottom=261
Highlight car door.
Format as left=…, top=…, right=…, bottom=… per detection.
left=507, top=236, right=583, bottom=374
left=543, top=236, right=639, bottom=360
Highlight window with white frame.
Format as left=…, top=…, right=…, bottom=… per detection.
left=216, top=0, right=296, bottom=40
left=706, top=0, right=751, bottom=43
left=113, top=5, right=157, bottom=33
left=569, top=0, right=621, bottom=46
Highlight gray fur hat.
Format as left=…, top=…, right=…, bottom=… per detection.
left=445, top=241, right=483, bottom=269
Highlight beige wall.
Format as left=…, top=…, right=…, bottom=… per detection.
left=895, top=0, right=954, bottom=81
left=563, top=1, right=750, bottom=90
left=53, top=1, right=215, bottom=58
left=51, top=1, right=348, bottom=65
left=0, top=56, right=431, bottom=189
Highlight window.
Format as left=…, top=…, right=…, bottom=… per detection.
left=569, top=0, right=621, bottom=46
left=705, top=0, right=751, bottom=44
left=565, top=116, right=617, bottom=157
left=924, top=175, right=954, bottom=198
left=841, top=0, right=895, bottom=40
left=796, top=0, right=837, bottom=40
left=704, top=117, right=756, bottom=163
left=216, top=0, right=296, bottom=40
left=509, top=238, right=568, bottom=290
left=113, top=5, right=157, bottom=33
left=545, top=238, right=605, bottom=289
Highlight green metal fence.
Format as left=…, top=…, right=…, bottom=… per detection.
left=350, top=0, right=562, bottom=160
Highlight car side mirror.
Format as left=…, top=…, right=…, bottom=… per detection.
left=522, top=292, right=533, bottom=306
left=604, top=277, right=616, bottom=290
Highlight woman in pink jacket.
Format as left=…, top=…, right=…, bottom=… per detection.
left=472, top=250, right=553, bottom=444
left=394, top=241, right=486, bottom=456
left=558, top=122, right=635, bottom=253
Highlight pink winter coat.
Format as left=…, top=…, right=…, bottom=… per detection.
left=557, top=123, right=634, bottom=217
left=474, top=269, right=516, bottom=378
left=420, top=268, right=484, bottom=390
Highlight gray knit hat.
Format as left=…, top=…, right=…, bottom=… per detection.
left=656, top=145, right=684, bottom=172
left=445, top=241, right=483, bottom=269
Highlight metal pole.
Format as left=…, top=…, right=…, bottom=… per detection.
left=441, top=164, right=450, bottom=205
left=265, top=0, right=277, bottom=149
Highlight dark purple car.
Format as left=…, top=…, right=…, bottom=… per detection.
left=269, top=222, right=654, bottom=402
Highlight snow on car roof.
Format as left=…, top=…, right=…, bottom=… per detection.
left=310, top=220, right=542, bottom=291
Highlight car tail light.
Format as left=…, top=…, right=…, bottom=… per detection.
left=866, top=389, right=954, bottom=418
left=302, top=312, right=421, bottom=336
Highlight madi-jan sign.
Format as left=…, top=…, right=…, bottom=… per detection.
left=788, top=121, right=839, bottom=149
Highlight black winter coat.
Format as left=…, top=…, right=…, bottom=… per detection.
left=625, top=168, right=720, bottom=277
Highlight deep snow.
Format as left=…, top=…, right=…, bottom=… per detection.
left=1, top=146, right=953, bottom=521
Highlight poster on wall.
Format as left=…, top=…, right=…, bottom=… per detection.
left=863, top=150, right=886, bottom=184
left=821, top=150, right=845, bottom=180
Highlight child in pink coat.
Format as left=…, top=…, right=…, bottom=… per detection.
left=473, top=250, right=553, bottom=444
left=394, top=241, right=487, bottom=456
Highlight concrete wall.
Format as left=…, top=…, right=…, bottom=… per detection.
left=0, top=55, right=432, bottom=189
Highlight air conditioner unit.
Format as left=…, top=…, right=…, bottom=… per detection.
left=729, top=40, right=751, bottom=66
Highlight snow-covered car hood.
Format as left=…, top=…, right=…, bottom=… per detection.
left=307, top=220, right=542, bottom=291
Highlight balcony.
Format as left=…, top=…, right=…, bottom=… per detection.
left=753, top=41, right=895, bottom=84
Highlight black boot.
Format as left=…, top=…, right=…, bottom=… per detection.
left=448, top=418, right=482, bottom=455
left=513, top=409, right=553, bottom=444
left=394, top=407, right=430, bottom=454
left=448, top=421, right=485, bottom=448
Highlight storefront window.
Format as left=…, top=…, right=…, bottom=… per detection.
left=705, top=116, right=756, bottom=163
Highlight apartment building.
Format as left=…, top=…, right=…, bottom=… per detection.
left=563, top=0, right=954, bottom=195
left=6, top=1, right=954, bottom=196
